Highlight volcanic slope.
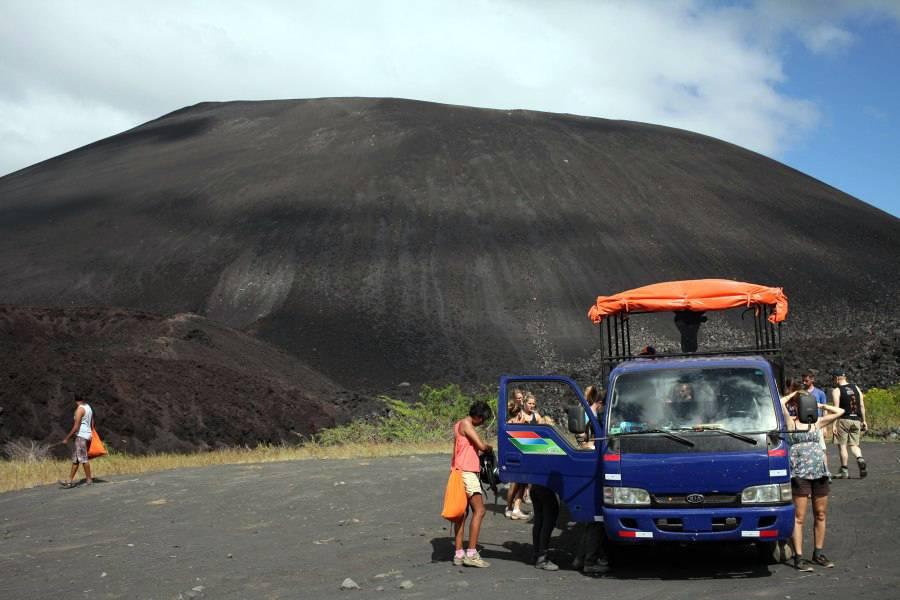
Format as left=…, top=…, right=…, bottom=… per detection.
left=0, top=305, right=362, bottom=453
left=1, top=98, right=898, bottom=390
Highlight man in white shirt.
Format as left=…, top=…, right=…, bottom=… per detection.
left=59, top=396, right=93, bottom=488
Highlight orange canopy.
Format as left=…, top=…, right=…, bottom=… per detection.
left=587, top=279, right=788, bottom=324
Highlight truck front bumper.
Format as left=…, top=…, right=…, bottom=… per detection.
left=604, top=504, right=794, bottom=542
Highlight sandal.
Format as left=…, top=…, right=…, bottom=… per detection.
left=58, top=480, right=74, bottom=488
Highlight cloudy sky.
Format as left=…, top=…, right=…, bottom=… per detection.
left=2, top=0, right=898, bottom=216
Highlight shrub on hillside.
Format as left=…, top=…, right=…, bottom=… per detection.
left=864, top=384, right=900, bottom=434
left=315, top=384, right=496, bottom=445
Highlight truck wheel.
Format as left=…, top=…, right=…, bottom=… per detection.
left=756, top=540, right=791, bottom=564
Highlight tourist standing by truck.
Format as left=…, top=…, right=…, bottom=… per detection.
left=781, top=381, right=845, bottom=570
left=574, top=385, right=608, bottom=574
left=831, top=369, right=868, bottom=479
left=505, top=398, right=529, bottom=520
left=451, top=401, right=494, bottom=568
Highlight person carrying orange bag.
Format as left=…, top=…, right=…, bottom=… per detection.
left=59, top=394, right=98, bottom=488
left=447, top=401, right=493, bottom=568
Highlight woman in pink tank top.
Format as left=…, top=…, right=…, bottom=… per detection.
left=450, top=401, right=493, bottom=568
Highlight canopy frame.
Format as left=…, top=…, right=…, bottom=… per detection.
left=597, top=299, right=784, bottom=388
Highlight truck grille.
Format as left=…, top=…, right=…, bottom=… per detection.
left=652, top=493, right=739, bottom=507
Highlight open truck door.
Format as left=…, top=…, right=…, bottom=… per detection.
left=498, top=375, right=603, bottom=523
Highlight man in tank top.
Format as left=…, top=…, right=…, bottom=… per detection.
left=59, top=395, right=94, bottom=488
left=830, top=369, right=868, bottom=479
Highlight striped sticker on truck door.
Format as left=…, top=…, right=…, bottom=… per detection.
left=507, top=431, right=566, bottom=455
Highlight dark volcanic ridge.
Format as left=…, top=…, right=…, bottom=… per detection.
left=0, top=305, right=377, bottom=454
left=1, top=97, right=898, bottom=393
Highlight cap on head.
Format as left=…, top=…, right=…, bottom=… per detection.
left=831, top=367, right=846, bottom=378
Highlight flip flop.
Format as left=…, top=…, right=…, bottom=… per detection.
left=58, top=480, right=74, bottom=488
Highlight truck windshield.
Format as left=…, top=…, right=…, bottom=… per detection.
left=608, top=367, right=777, bottom=434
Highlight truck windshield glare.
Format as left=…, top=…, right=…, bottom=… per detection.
left=609, top=367, right=777, bottom=435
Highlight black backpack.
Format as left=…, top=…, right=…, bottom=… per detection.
left=479, top=450, right=500, bottom=505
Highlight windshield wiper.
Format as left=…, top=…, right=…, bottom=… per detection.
left=616, top=429, right=695, bottom=447
left=675, top=425, right=758, bottom=445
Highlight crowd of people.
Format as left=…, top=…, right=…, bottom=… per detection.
left=448, top=367, right=871, bottom=574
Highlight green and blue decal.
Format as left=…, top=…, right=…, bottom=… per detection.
left=507, top=430, right=566, bottom=455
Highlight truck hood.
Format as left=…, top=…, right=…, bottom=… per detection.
left=619, top=450, right=770, bottom=494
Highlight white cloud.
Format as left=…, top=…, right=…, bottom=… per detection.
left=0, top=0, right=895, bottom=177
left=800, top=23, right=855, bottom=54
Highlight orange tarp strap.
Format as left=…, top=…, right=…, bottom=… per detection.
left=587, top=279, right=788, bottom=324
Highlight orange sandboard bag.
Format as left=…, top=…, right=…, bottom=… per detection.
left=441, top=468, right=467, bottom=522
left=88, top=426, right=108, bottom=459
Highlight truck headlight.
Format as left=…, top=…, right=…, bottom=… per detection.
left=604, top=486, right=651, bottom=506
left=741, top=483, right=791, bottom=504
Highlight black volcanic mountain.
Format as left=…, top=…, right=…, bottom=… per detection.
left=1, top=98, right=898, bottom=390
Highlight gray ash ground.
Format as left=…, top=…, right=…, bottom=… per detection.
left=1, top=446, right=898, bottom=599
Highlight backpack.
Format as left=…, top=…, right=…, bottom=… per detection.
left=479, top=450, right=500, bottom=505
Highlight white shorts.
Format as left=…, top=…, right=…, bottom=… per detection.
left=461, top=471, right=482, bottom=497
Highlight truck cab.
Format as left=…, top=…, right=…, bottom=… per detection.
left=601, top=356, right=792, bottom=545
left=497, top=279, right=795, bottom=562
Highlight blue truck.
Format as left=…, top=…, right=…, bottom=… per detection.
left=497, top=280, right=795, bottom=563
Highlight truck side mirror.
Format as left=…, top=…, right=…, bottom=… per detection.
left=567, top=404, right=587, bottom=434
left=796, top=392, right=818, bottom=425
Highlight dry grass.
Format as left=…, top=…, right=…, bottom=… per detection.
left=0, top=441, right=451, bottom=494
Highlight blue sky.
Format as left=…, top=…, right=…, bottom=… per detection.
left=779, top=14, right=899, bottom=217
left=1, top=1, right=898, bottom=217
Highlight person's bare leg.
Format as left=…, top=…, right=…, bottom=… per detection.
left=67, top=463, right=78, bottom=483
left=467, top=494, right=486, bottom=550
left=506, top=483, right=520, bottom=511
left=792, top=496, right=808, bottom=558
left=454, top=514, right=467, bottom=551
left=812, top=495, right=828, bottom=550
left=838, top=443, right=849, bottom=468
left=84, top=461, right=93, bottom=483
left=849, top=443, right=862, bottom=459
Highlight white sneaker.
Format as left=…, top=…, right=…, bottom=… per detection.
left=511, top=509, right=529, bottom=520
left=463, top=551, right=490, bottom=568
left=505, top=508, right=513, bottom=519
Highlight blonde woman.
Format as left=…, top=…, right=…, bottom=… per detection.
left=505, top=393, right=529, bottom=519
left=521, top=392, right=545, bottom=425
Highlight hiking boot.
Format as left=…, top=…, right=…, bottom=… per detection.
left=811, top=552, right=834, bottom=568
left=463, top=552, right=490, bottom=568
left=834, top=466, right=849, bottom=479
left=857, top=458, right=868, bottom=478
left=583, top=559, right=609, bottom=575
left=792, top=556, right=814, bottom=572
left=535, top=557, right=559, bottom=571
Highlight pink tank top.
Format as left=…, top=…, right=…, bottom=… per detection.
left=452, top=420, right=480, bottom=472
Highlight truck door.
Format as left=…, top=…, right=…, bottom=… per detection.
left=498, top=375, right=603, bottom=523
